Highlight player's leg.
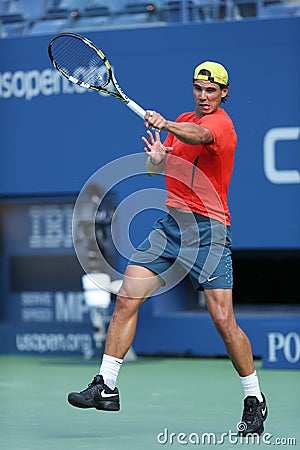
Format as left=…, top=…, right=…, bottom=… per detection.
left=68, top=264, right=163, bottom=411
left=67, top=213, right=174, bottom=411
left=104, top=264, right=164, bottom=359
left=204, top=288, right=254, bottom=375
left=204, top=288, right=268, bottom=435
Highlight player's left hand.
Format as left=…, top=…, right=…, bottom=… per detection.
left=142, top=130, right=172, bottom=164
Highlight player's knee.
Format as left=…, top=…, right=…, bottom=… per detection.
left=115, top=289, right=143, bottom=315
left=211, top=311, right=235, bottom=340
left=117, top=282, right=143, bottom=302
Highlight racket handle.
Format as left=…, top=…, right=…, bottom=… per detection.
left=126, top=99, right=146, bottom=119
left=126, top=98, right=160, bottom=132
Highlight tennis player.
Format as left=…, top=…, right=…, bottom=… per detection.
left=68, top=61, right=268, bottom=436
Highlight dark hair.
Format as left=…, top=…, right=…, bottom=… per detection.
left=195, top=69, right=229, bottom=103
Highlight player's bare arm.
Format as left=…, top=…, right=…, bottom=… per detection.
left=164, top=120, right=213, bottom=145
left=145, top=110, right=213, bottom=145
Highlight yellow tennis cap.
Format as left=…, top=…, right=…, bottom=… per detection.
left=194, top=61, right=228, bottom=86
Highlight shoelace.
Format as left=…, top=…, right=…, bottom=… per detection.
left=243, top=400, right=258, bottom=422
left=80, top=376, right=102, bottom=393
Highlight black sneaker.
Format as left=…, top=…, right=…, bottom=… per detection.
left=239, top=393, right=268, bottom=436
left=68, top=375, right=120, bottom=411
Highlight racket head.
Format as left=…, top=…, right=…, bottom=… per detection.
left=48, top=33, right=126, bottom=100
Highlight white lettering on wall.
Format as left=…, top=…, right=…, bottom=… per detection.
left=55, top=292, right=88, bottom=322
left=15, top=333, right=92, bottom=355
left=268, top=332, right=300, bottom=363
left=263, top=127, right=300, bottom=184
left=20, top=291, right=90, bottom=324
left=0, top=69, right=87, bottom=100
left=28, top=205, right=73, bottom=248
left=0, top=67, right=111, bottom=101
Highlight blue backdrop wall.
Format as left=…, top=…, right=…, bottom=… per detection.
left=0, top=18, right=300, bottom=362
left=1, top=17, right=299, bottom=251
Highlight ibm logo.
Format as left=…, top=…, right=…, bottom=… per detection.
left=28, top=205, right=73, bottom=249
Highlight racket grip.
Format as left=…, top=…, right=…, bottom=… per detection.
left=126, top=99, right=160, bottom=132
left=126, top=99, right=146, bottom=119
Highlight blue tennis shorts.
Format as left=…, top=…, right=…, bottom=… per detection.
left=128, top=208, right=233, bottom=290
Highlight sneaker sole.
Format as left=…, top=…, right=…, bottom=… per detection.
left=239, top=426, right=264, bottom=437
left=68, top=395, right=120, bottom=411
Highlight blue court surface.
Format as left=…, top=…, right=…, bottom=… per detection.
left=0, top=355, right=299, bottom=450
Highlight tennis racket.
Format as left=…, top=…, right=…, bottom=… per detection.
left=48, top=32, right=147, bottom=120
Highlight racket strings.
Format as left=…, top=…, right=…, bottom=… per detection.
left=51, top=36, right=110, bottom=89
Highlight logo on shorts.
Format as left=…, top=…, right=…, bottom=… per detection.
left=207, top=276, right=219, bottom=282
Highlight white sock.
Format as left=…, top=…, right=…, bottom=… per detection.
left=240, top=370, right=263, bottom=402
left=99, top=354, right=123, bottom=390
